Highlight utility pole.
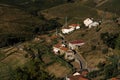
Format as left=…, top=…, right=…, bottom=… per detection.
left=65, top=16, right=68, bottom=27
left=56, top=28, right=58, bottom=36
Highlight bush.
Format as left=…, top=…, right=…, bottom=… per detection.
left=87, top=70, right=100, bottom=78
left=91, top=45, right=96, bottom=50
left=100, top=32, right=118, bottom=49
left=102, top=48, right=108, bottom=54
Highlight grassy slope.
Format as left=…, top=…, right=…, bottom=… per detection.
left=41, top=2, right=99, bottom=24
left=98, top=0, right=120, bottom=15
left=0, top=5, right=45, bottom=47
left=0, top=5, right=43, bottom=33
left=65, top=21, right=120, bottom=68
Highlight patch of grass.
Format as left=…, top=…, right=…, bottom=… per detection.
left=41, top=3, right=99, bottom=23
left=98, top=0, right=120, bottom=15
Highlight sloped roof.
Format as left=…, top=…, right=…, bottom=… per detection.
left=60, top=47, right=69, bottom=51
left=69, top=40, right=84, bottom=44
left=54, top=43, right=62, bottom=48
left=69, top=24, right=80, bottom=27
left=69, top=75, right=89, bottom=80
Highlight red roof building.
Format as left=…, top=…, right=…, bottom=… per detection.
left=69, top=40, right=85, bottom=50
left=69, top=24, right=80, bottom=30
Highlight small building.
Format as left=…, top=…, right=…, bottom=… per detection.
left=53, top=43, right=75, bottom=60
left=65, top=50, right=75, bottom=60
left=69, top=40, right=85, bottom=50
left=62, top=27, right=75, bottom=34
left=66, top=70, right=89, bottom=80
left=53, top=43, right=61, bottom=54
left=69, top=24, right=80, bottom=30
left=88, top=21, right=99, bottom=28
left=60, top=46, right=69, bottom=55
left=83, top=18, right=100, bottom=28
left=53, top=43, right=68, bottom=55
left=83, top=18, right=93, bottom=27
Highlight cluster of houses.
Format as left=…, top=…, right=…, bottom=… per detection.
left=53, top=17, right=100, bottom=60
left=61, top=18, right=100, bottom=34
left=53, top=40, right=85, bottom=61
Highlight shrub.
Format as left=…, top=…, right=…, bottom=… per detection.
left=91, top=45, right=96, bottom=50
left=100, top=32, right=118, bottom=49
left=102, top=48, right=108, bottom=54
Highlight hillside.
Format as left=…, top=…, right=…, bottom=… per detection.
left=0, top=5, right=44, bottom=47
left=0, top=0, right=66, bottom=13
left=65, top=20, right=120, bottom=68
left=0, top=0, right=120, bottom=80
left=40, top=2, right=99, bottom=24
left=98, top=0, right=120, bottom=16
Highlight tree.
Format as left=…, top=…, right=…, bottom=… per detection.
left=13, top=59, right=56, bottom=80
left=100, top=32, right=118, bottom=49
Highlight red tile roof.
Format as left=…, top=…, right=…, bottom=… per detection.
left=60, top=47, right=69, bottom=51
left=70, top=40, right=84, bottom=44
left=50, top=35, right=58, bottom=39
left=69, top=75, right=89, bottom=80
left=111, top=78, right=120, bottom=80
left=54, top=43, right=61, bottom=48
left=69, top=24, right=80, bottom=27
left=54, top=44, right=68, bottom=51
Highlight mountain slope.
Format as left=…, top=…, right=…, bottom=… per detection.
left=0, top=5, right=44, bottom=47
left=98, top=0, right=120, bottom=15
left=40, top=2, right=99, bottom=24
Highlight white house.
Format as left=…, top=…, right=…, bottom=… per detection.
left=83, top=18, right=93, bottom=27
left=53, top=43, right=61, bottom=54
left=69, top=24, right=80, bottom=30
left=65, top=71, right=89, bottom=80
left=61, top=27, right=75, bottom=34
left=53, top=43, right=68, bottom=55
left=65, top=50, right=75, bottom=60
left=88, top=21, right=99, bottom=28
left=69, top=40, right=85, bottom=50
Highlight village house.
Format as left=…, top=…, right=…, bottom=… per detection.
left=65, top=50, right=75, bottom=60
left=69, top=40, right=85, bottom=50
left=53, top=43, right=75, bottom=60
left=83, top=18, right=100, bottom=28
left=53, top=43, right=66, bottom=55
left=66, top=69, right=89, bottom=80
left=88, top=21, right=99, bottom=28
left=61, top=24, right=80, bottom=34
left=69, top=24, right=80, bottom=30
left=62, top=27, right=74, bottom=34
left=83, top=18, right=93, bottom=27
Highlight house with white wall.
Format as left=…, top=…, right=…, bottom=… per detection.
left=53, top=43, right=65, bottom=55
left=83, top=18, right=93, bottom=27
left=61, top=27, right=75, bottom=34
left=69, top=24, right=80, bottom=30
left=64, top=50, right=75, bottom=60
left=65, top=70, right=89, bottom=80
left=83, top=18, right=100, bottom=29
left=53, top=43, right=75, bottom=60
left=88, top=21, right=99, bottom=28
left=61, top=24, right=80, bottom=34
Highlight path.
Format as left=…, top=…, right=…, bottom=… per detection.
left=96, top=0, right=109, bottom=7
left=74, top=51, right=88, bottom=70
